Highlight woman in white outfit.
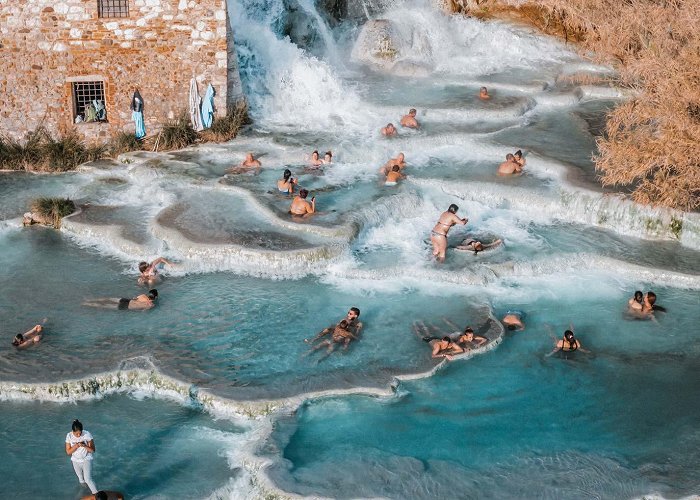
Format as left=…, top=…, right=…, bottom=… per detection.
left=65, top=419, right=98, bottom=494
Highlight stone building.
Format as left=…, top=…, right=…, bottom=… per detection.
left=0, top=0, right=243, bottom=141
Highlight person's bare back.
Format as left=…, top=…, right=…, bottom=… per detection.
left=400, top=108, right=419, bottom=129
left=497, top=154, right=521, bottom=176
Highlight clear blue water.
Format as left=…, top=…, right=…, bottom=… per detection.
left=1, top=0, right=699, bottom=498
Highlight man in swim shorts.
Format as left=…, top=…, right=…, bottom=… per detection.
left=497, top=154, right=522, bottom=176
left=381, top=123, right=397, bottom=136
left=290, top=189, right=316, bottom=216
left=83, top=290, right=158, bottom=310
left=385, top=165, right=405, bottom=186
left=400, top=108, right=419, bottom=129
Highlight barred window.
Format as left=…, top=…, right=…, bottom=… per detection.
left=72, top=81, right=108, bottom=123
left=98, top=0, right=129, bottom=18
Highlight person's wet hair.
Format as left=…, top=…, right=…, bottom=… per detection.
left=148, top=289, right=158, bottom=300
left=409, top=108, right=416, bottom=114
left=283, top=169, right=292, bottom=181
left=480, top=86, right=487, bottom=92
left=464, top=326, right=474, bottom=334
left=12, top=333, right=23, bottom=346
left=506, top=153, right=514, bottom=160
left=442, top=336, right=451, bottom=342
left=299, top=189, right=309, bottom=199
left=514, top=150, right=523, bottom=157
left=634, top=290, right=643, bottom=302
left=564, top=330, right=575, bottom=341
left=72, top=419, right=83, bottom=432
left=448, top=204, right=459, bottom=214
left=386, top=123, right=394, bottom=128
left=507, top=324, right=516, bottom=331
left=95, top=492, right=108, bottom=500
left=325, top=151, right=332, bottom=158
left=138, top=261, right=149, bottom=273
left=392, top=165, right=400, bottom=172
left=350, top=307, right=360, bottom=317
left=312, top=150, right=319, bottom=157
left=646, top=291, right=656, bottom=305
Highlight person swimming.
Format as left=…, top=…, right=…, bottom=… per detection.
left=277, top=169, right=297, bottom=194
left=497, top=153, right=522, bottom=176
left=12, top=324, right=43, bottom=348
left=548, top=327, right=589, bottom=356
left=479, top=86, right=490, bottom=100
left=385, top=165, right=405, bottom=186
left=380, top=153, right=406, bottom=175
left=138, top=257, right=171, bottom=285
left=83, top=290, right=158, bottom=311
left=431, top=204, right=468, bottom=263
left=322, top=151, right=333, bottom=164
left=240, top=152, right=261, bottom=168
left=309, top=150, right=323, bottom=167
left=400, top=108, right=419, bottom=129
left=289, top=188, right=316, bottom=216
left=513, top=149, right=526, bottom=168
left=381, top=123, right=398, bottom=136
left=502, top=311, right=525, bottom=331
left=455, top=238, right=503, bottom=255
left=628, top=290, right=644, bottom=311
left=304, top=308, right=363, bottom=358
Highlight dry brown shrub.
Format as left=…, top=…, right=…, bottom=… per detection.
left=452, top=0, right=700, bottom=210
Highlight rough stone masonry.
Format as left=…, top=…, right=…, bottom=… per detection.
left=0, top=0, right=243, bottom=141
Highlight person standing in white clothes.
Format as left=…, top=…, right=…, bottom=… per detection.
left=65, top=419, right=98, bottom=494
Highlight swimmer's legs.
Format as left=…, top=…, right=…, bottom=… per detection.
left=82, top=298, right=120, bottom=309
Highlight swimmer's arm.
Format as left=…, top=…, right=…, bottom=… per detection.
left=150, top=257, right=171, bottom=268
left=474, top=336, right=487, bottom=346
left=431, top=344, right=443, bottom=358
left=353, top=322, right=363, bottom=337
left=451, top=213, right=467, bottom=225
left=305, top=327, right=332, bottom=342
left=309, top=198, right=316, bottom=213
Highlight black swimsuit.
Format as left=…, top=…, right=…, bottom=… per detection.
left=118, top=298, right=130, bottom=310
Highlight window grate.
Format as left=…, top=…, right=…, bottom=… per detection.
left=72, top=81, right=107, bottom=122
left=98, top=0, right=129, bottom=18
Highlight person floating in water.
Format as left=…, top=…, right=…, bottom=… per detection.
left=455, top=238, right=503, bottom=255
left=513, top=149, right=526, bottom=168
left=381, top=123, right=398, bottom=136
left=380, top=152, right=406, bottom=175
left=415, top=319, right=488, bottom=356
left=289, top=188, right=315, bottom=216
left=456, top=326, right=488, bottom=349
left=548, top=326, right=590, bottom=356
left=309, top=150, right=323, bottom=167
left=12, top=323, right=44, bottom=348
left=502, top=311, right=525, bottom=331
left=400, top=108, right=419, bottom=129
left=240, top=152, right=262, bottom=168
left=385, top=165, right=405, bottom=186
left=430, top=204, right=467, bottom=263
left=322, top=151, right=333, bottom=164
left=628, top=290, right=644, bottom=312
left=497, top=153, right=522, bottom=176
left=304, top=308, right=363, bottom=357
left=81, top=491, right=124, bottom=500
left=138, top=257, right=171, bottom=285
left=83, top=290, right=158, bottom=311
left=277, top=169, right=297, bottom=194
left=479, top=86, right=490, bottom=100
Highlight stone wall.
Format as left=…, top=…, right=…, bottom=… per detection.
left=0, top=0, right=243, bottom=142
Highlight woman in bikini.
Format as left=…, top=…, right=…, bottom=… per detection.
left=430, top=204, right=467, bottom=263
left=277, top=169, right=297, bottom=194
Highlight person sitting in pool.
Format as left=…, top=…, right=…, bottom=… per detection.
left=479, top=86, right=490, bottom=100
left=385, top=165, right=406, bottom=186
left=513, top=150, right=526, bottom=168
left=289, top=189, right=315, bottom=216
left=381, top=123, right=398, bottom=136
left=305, top=319, right=359, bottom=357
left=628, top=290, right=644, bottom=311
left=380, top=153, right=406, bottom=175
left=497, top=153, right=522, bottom=176
left=431, top=204, right=468, bottom=263
left=277, top=169, right=297, bottom=194
left=240, top=152, right=262, bottom=168
left=83, top=290, right=158, bottom=311
left=432, top=336, right=464, bottom=359
left=138, top=257, right=171, bottom=285
left=502, top=312, right=525, bottom=331
left=309, top=150, right=323, bottom=167
left=81, top=491, right=124, bottom=500
left=456, top=326, right=487, bottom=349
left=322, top=151, right=333, bottom=164
left=455, top=238, right=503, bottom=255
left=12, top=324, right=43, bottom=348
left=642, top=291, right=666, bottom=314
left=400, top=108, right=419, bottom=129
left=548, top=328, right=590, bottom=356
left=304, top=307, right=363, bottom=349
